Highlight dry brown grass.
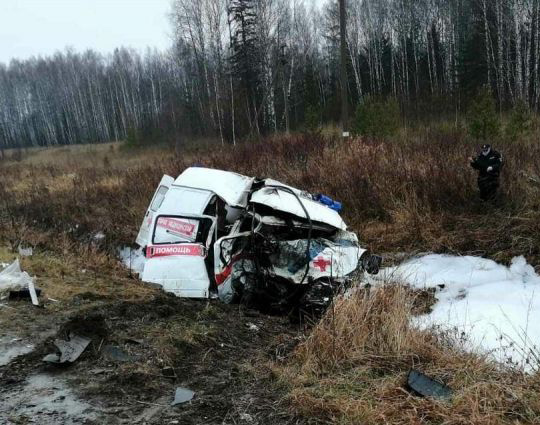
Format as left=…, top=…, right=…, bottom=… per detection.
left=0, top=244, right=154, bottom=304
left=1, top=142, right=168, bottom=168
left=1, top=130, right=539, bottom=267
left=1, top=130, right=540, bottom=424
left=202, top=131, right=540, bottom=267
left=275, top=286, right=540, bottom=424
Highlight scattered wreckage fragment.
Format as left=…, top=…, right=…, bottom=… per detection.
left=407, top=370, right=453, bottom=400
left=172, top=387, right=195, bottom=406
left=43, top=334, right=91, bottom=364
left=135, top=167, right=381, bottom=314
left=0, top=259, right=40, bottom=306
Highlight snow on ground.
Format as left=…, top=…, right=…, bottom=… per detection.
left=118, top=246, right=146, bottom=277
left=118, top=245, right=540, bottom=370
left=370, top=254, right=540, bottom=370
left=0, top=335, right=34, bottom=366
left=0, top=373, right=97, bottom=424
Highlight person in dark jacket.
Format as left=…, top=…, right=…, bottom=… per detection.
left=469, top=144, right=503, bottom=201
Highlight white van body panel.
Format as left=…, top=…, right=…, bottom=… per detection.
left=250, top=187, right=347, bottom=230
left=158, top=186, right=214, bottom=216
left=138, top=178, right=217, bottom=298
left=136, top=175, right=174, bottom=247
left=142, top=244, right=210, bottom=298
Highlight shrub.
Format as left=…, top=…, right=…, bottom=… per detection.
left=354, top=96, right=401, bottom=138
left=468, top=87, right=500, bottom=140
left=124, top=127, right=141, bottom=148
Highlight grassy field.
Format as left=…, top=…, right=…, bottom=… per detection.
left=1, top=128, right=540, bottom=423
left=2, top=127, right=539, bottom=266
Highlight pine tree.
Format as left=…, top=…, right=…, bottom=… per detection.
left=228, top=0, right=260, bottom=131
left=468, top=86, right=500, bottom=140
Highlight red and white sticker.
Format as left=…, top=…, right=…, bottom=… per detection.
left=156, top=217, right=197, bottom=238
left=311, top=256, right=332, bottom=272
left=146, top=244, right=204, bottom=258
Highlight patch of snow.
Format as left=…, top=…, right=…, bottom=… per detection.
left=118, top=246, right=146, bottom=277
left=370, top=254, right=540, bottom=370
left=0, top=373, right=97, bottom=424
left=0, top=336, right=34, bottom=366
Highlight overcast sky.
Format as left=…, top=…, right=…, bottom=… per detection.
left=0, top=0, right=172, bottom=64
left=1, top=0, right=327, bottom=65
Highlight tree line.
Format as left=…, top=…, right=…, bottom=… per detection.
left=1, top=0, right=539, bottom=149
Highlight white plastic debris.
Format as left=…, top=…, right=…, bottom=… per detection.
left=171, top=387, right=195, bottom=406
left=246, top=323, right=259, bottom=332
left=0, top=259, right=36, bottom=299
left=93, top=232, right=105, bottom=242
left=17, top=246, right=33, bottom=257
left=27, top=279, right=39, bottom=306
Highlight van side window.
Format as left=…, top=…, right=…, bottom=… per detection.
left=153, top=216, right=200, bottom=244
left=152, top=215, right=215, bottom=246
left=150, top=186, right=168, bottom=212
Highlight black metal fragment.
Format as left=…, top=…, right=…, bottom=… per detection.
left=407, top=369, right=453, bottom=400
left=9, top=288, right=42, bottom=300
left=102, top=345, right=133, bottom=362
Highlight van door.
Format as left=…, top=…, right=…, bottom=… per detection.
left=136, top=175, right=174, bottom=247
left=142, top=215, right=216, bottom=298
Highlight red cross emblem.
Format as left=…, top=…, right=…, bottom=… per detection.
left=312, top=257, right=332, bottom=272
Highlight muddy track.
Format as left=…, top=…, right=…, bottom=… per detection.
left=0, top=293, right=305, bottom=424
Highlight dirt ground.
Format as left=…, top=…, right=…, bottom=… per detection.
left=0, top=253, right=305, bottom=425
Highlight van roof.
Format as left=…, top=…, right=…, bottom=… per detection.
left=173, top=167, right=254, bottom=207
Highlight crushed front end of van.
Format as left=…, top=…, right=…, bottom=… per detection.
left=135, top=167, right=381, bottom=315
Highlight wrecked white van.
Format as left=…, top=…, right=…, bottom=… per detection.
left=136, top=167, right=380, bottom=314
